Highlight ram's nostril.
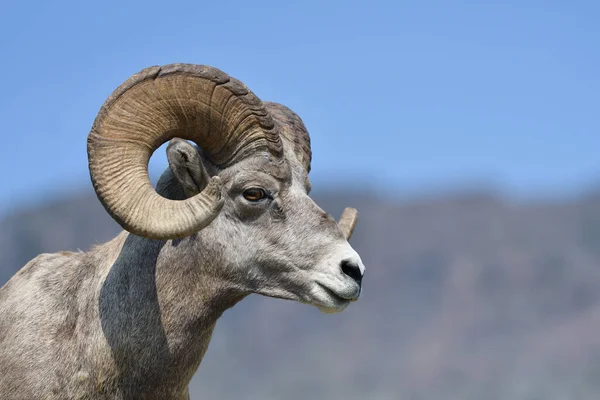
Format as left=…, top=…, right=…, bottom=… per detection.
left=341, top=259, right=363, bottom=285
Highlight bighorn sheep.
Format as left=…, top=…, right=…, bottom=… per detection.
left=0, top=64, right=365, bottom=400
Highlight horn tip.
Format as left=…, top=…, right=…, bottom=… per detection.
left=339, top=207, right=358, bottom=240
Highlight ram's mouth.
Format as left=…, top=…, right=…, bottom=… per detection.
left=317, top=283, right=350, bottom=303
left=311, top=283, right=353, bottom=314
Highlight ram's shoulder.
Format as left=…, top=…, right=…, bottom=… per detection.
left=1, top=250, right=88, bottom=300
left=19, top=250, right=83, bottom=279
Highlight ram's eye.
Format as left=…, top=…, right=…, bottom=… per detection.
left=243, top=188, right=266, bottom=202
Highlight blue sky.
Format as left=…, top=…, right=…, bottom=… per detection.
left=1, top=0, right=599, bottom=211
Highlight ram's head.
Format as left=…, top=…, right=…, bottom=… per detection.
left=88, top=64, right=364, bottom=313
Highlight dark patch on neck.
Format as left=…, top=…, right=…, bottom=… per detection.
left=99, top=235, right=172, bottom=395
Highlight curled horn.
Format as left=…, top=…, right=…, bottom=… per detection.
left=88, top=64, right=283, bottom=239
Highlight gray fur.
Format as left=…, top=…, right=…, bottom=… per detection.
left=0, top=139, right=364, bottom=399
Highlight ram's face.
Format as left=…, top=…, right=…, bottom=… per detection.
left=207, top=157, right=364, bottom=313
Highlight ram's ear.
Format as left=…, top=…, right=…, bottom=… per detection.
left=155, top=138, right=210, bottom=200
left=163, top=138, right=211, bottom=197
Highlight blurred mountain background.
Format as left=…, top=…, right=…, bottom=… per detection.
left=2, top=186, right=600, bottom=399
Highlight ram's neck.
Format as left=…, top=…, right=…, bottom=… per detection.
left=97, top=231, right=245, bottom=398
